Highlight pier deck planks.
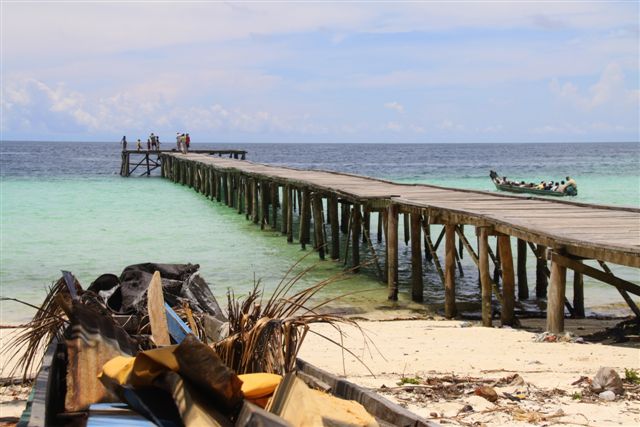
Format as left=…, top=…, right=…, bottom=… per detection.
left=165, top=153, right=640, bottom=268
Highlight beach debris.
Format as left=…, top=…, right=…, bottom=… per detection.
left=591, top=367, right=624, bottom=395
left=533, top=331, right=586, bottom=343
left=458, top=321, right=473, bottom=328
left=599, top=390, right=616, bottom=401
left=474, top=386, right=498, bottom=402
left=267, top=372, right=379, bottom=427
left=147, top=271, right=171, bottom=346
left=63, top=300, right=139, bottom=411
left=6, top=261, right=383, bottom=426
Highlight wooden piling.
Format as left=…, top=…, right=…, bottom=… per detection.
left=328, top=195, right=340, bottom=259
left=387, top=204, right=399, bottom=300
left=411, top=213, right=424, bottom=302
left=517, top=238, right=529, bottom=299
left=341, top=203, right=349, bottom=234
left=271, top=183, right=279, bottom=229
left=352, top=204, right=361, bottom=271
left=281, top=185, right=289, bottom=235
left=377, top=212, right=383, bottom=243
left=286, top=186, right=294, bottom=243
left=444, top=224, right=457, bottom=318
left=252, top=179, right=259, bottom=224
left=536, top=244, right=548, bottom=298
left=312, top=194, right=326, bottom=260
left=403, top=213, right=410, bottom=246
left=547, top=252, right=567, bottom=333
left=573, top=263, right=585, bottom=318
left=300, top=189, right=311, bottom=249
left=478, top=227, right=492, bottom=327
left=260, top=181, right=268, bottom=230
left=498, top=235, right=515, bottom=326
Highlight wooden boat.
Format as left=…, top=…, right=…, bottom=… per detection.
left=489, top=171, right=577, bottom=197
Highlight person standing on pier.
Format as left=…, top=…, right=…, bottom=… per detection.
left=136, top=139, right=142, bottom=151
left=176, top=132, right=182, bottom=152
left=121, top=136, right=127, bottom=151
left=156, top=135, right=160, bottom=151
left=150, top=133, right=157, bottom=150
left=185, top=133, right=191, bottom=151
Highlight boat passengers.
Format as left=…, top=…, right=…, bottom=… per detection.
left=566, top=176, right=577, bottom=190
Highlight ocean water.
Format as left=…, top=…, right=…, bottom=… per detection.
left=1, top=141, right=638, bottom=323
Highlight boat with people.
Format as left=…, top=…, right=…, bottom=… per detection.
left=489, top=170, right=578, bottom=197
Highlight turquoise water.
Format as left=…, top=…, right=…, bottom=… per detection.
left=1, top=141, right=638, bottom=323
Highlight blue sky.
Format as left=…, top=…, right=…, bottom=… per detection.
left=1, top=1, right=638, bottom=143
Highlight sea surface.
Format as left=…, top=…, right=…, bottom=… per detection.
left=1, top=141, right=639, bottom=323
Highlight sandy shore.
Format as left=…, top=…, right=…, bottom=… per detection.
left=2, top=318, right=638, bottom=426
left=299, top=319, right=640, bottom=426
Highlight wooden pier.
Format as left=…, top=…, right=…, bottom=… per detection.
left=157, top=152, right=640, bottom=333
left=120, top=149, right=246, bottom=177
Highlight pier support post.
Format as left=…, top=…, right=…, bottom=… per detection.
left=536, top=245, right=548, bottom=298
left=363, top=210, right=370, bottom=244
left=478, top=227, right=492, bottom=327
left=499, top=235, right=515, bottom=326
left=286, top=186, right=294, bottom=243
left=272, top=183, right=279, bottom=229
left=244, top=177, right=250, bottom=218
left=281, top=185, right=289, bottom=235
left=546, top=252, right=567, bottom=333
left=328, top=195, right=340, bottom=259
left=341, top=204, right=349, bottom=234
left=403, top=213, right=410, bottom=246
left=517, top=238, right=528, bottom=299
left=312, top=194, right=326, bottom=260
left=252, top=180, right=259, bottom=224
left=260, top=181, right=269, bottom=229
left=377, top=212, right=383, bottom=243
left=444, top=224, right=457, bottom=319
left=573, top=264, right=585, bottom=318
left=299, top=189, right=311, bottom=249
left=387, top=204, right=399, bottom=300
left=352, top=204, right=361, bottom=271
left=410, top=213, right=424, bottom=302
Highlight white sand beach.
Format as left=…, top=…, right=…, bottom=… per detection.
left=299, top=319, right=640, bottom=427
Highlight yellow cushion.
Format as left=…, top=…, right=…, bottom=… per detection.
left=238, top=373, right=282, bottom=399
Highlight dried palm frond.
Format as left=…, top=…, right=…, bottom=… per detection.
left=1, top=276, right=77, bottom=380
left=213, top=262, right=376, bottom=376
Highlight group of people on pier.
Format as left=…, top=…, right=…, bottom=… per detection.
left=120, top=133, right=161, bottom=152
left=176, top=132, right=191, bottom=154
left=120, top=132, right=192, bottom=153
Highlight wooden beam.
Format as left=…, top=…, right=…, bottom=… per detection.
left=478, top=227, right=492, bottom=327
left=551, top=253, right=640, bottom=297
left=387, top=204, right=399, bottom=300
left=422, top=219, right=445, bottom=287
left=410, top=213, right=424, bottom=302
left=598, top=261, right=640, bottom=318
left=498, top=235, right=515, bottom=326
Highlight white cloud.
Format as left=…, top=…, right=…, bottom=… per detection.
left=384, top=101, right=404, bottom=113
left=550, top=63, right=635, bottom=110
